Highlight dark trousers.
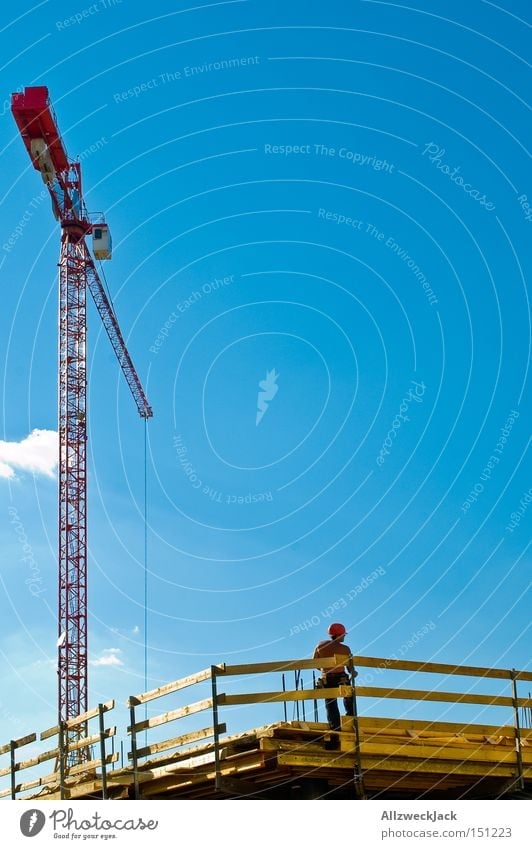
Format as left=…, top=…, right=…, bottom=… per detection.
left=324, top=673, right=354, bottom=730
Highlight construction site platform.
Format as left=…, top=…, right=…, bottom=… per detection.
left=1, top=654, right=531, bottom=800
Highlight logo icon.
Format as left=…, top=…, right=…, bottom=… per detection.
left=20, top=810, right=46, bottom=837
left=256, top=369, right=279, bottom=425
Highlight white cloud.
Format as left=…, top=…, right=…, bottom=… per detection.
left=90, top=648, right=124, bottom=668
left=131, top=626, right=140, bottom=635
left=0, top=429, right=58, bottom=479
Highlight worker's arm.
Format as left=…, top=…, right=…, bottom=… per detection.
left=346, top=653, right=358, bottom=679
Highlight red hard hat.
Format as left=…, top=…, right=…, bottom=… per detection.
left=328, top=623, right=347, bottom=638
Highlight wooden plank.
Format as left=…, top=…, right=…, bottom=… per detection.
left=8, top=727, right=116, bottom=775
left=0, top=733, right=37, bottom=756
left=128, top=668, right=213, bottom=706
left=218, top=687, right=351, bottom=706
left=218, top=686, right=518, bottom=708
left=6, top=745, right=58, bottom=774
left=276, top=751, right=526, bottom=779
left=69, top=726, right=116, bottom=753
left=358, top=741, right=518, bottom=765
left=40, top=700, right=115, bottom=740
left=356, top=685, right=518, bottom=708
left=15, top=752, right=119, bottom=793
left=220, top=656, right=532, bottom=682
left=358, top=716, right=517, bottom=736
left=220, top=656, right=349, bottom=676
left=349, top=656, right=527, bottom=681
left=129, top=697, right=213, bottom=733
left=134, top=724, right=225, bottom=760
left=366, top=756, right=532, bottom=780
left=261, top=734, right=523, bottom=764
left=138, top=743, right=216, bottom=770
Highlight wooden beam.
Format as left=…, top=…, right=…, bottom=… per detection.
left=69, top=727, right=116, bottom=753
left=134, top=725, right=225, bottom=760
left=5, top=726, right=117, bottom=777
left=358, top=741, right=520, bottom=765
left=14, top=752, right=119, bottom=794
left=218, top=687, right=351, bottom=706
left=129, top=697, right=213, bottom=733
left=276, top=751, right=528, bottom=779
left=220, top=657, right=348, bottom=676
left=0, top=733, right=37, bottom=756
left=219, top=656, right=532, bottom=682
left=358, top=716, right=517, bottom=736
left=218, top=686, right=519, bottom=708
left=128, top=668, right=213, bottom=706
left=356, top=685, right=518, bottom=708
left=40, top=700, right=115, bottom=740
left=349, top=656, right=532, bottom=681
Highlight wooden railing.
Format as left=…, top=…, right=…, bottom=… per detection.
left=2, top=656, right=531, bottom=799
left=125, top=656, right=532, bottom=797
left=0, top=701, right=117, bottom=800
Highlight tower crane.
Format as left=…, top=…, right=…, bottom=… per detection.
left=11, top=86, right=153, bottom=761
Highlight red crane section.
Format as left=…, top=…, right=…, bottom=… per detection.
left=11, top=86, right=152, bottom=762
left=11, top=86, right=69, bottom=174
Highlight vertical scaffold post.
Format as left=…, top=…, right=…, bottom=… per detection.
left=350, top=660, right=367, bottom=800
left=10, top=740, right=16, bottom=800
left=282, top=674, right=287, bottom=723
left=211, top=666, right=221, bottom=792
left=312, top=671, right=319, bottom=722
left=58, top=721, right=66, bottom=800
left=98, top=704, right=108, bottom=800
left=510, top=670, right=525, bottom=792
left=129, top=702, right=140, bottom=800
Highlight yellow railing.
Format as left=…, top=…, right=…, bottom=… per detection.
left=1, top=655, right=531, bottom=799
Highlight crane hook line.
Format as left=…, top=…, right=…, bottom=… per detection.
left=144, top=417, right=148, bottom=745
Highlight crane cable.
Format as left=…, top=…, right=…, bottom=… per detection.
left=144, top=418, right=148, bottom=744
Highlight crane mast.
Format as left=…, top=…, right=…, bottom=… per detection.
left=11, top=87, right=152, bottom=761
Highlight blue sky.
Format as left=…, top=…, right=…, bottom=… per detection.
left=0, top=0, right=530, bottom=767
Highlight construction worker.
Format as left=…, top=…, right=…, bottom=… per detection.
left=313, top=623, right=356, bottom=731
